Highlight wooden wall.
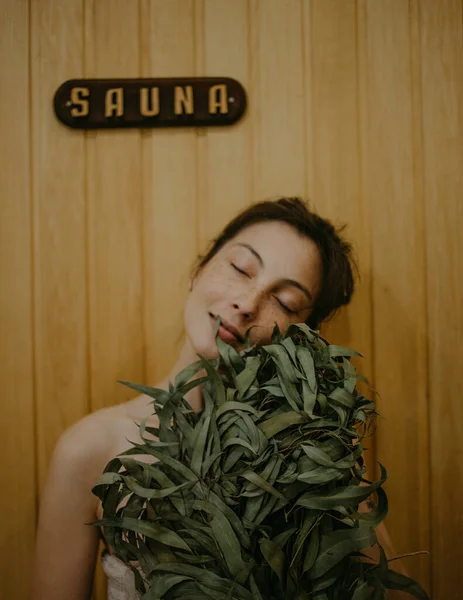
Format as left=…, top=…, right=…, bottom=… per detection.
left=1, top=1, right=461, bottom=598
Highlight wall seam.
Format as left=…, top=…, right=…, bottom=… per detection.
left=409, top=0, right=432, bottom=592
left=138, top=0, right=148, bottom=385
left=83, top=0, right=92, bottom=416
left=354, top=0, right=377, bottom=479
left=409, top=0, right=432, bottom=589
left=28, top=0, right=39, bottom=521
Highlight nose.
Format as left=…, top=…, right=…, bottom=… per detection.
left=231, top=289, right=260, bottom=320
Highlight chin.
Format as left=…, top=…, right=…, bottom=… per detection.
left=193, top=338, right=220, bottom=361
left=184, top=316, right=220, bottom=361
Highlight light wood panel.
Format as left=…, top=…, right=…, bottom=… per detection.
left=420, top=0, right=463, bottom=596
left=308, top=0, right=368, bottom=352
left=31, top=0, right=88, bottom=489
left=84, top=3, right=144, bottom=596
left=198, top=0, right=252, bottom=248
left=2, top=2, right=463, bottom=598
left=307, top=0, right=376, bottom=477
left=249, top=0, right=306, bottom=198
left=362, top=0, right=430, bottom=590
left=140, top=0, right=198, bottom=382
left=85, top=0, right=144, bottom=409
left=0, top=1, right=36, bottom=598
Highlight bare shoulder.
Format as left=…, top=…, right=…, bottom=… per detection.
left=30, top=407, right=129, bottom=599
left=59, top=395, right=160, bottom=469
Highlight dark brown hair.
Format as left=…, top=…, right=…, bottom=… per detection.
left=191, top=197, right=357, bottom=330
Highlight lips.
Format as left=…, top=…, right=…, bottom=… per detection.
left=209, top=313, right=244, bottom=343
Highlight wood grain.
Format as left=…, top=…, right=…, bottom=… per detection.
left=31, top=0, right=88, bottom=488
left=361, top=0, right=430, bottom=591
left=84, top=2, right=144, bottom=597
left=2, top=1, right=462, bottom=597
left=140, top=0, right=198, bottom=383
left=198, top=0, right=252, bottom=249
left=419, top=0, right=463, bottom=597
left=0, top=1, right=36, bottom=597
left=85, top=0, right=144, bottom=410
left=249, top=0, right=306, bottom=198
left=306, top=0, right=376, bottom=483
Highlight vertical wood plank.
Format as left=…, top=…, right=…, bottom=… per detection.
left=306, top=0, right=375, bottom=475
left=249, top=0, right=306, bottom=198
left=140, top=0, right=198, bottom=382
left=306, top=0, right=372, bottom=370
left=84, top=3, right=143, bottom=597
left=420, top=0, right=463, bottom=596
left=196, top=0, right=251, bottom=250
left=31, top=0, right=88, bottom=486
left=0, top=1, right=36, bottom=597
left=362, top=0, right=430, bottom=590
left=85, top=0, right=144, bottom=408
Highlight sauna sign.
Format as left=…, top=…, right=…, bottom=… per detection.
left=54, top=77, right=246, bottom=129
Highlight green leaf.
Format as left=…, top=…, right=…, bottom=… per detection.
left=296, top=346, right=317, bottom=392
left=351, top=579, right=370, bottom=600
left=263, top=344, right=298, bottom=382
left=302, top=527, right=320, bottom=573
left=191, top=415, right=211, bottom=476
left=380, top=569, right=430, bottom=599
left=281, top=337, right=298, bottom=364
left=122, top=477, right=193, bottom=499
left=297, top=464, right=387, bottom=510
left=94, top=471, right=123, bottom=486
left=222, top=437, right=257, bottom=454
left=174, top=359, right=205, bottom=389
left=147, top=574, right=192, bottom=598
left=235, top=355, right=261, bottom=399
left=216, top=401, right=260, bottom=419
left=356, top=486, right=389, bottom=528
left=150, top=563, right=253, bottom=599
left=260, top=538, right=285, bottom=582
left=297, top=466, right=344, bottom=485
left=200, top=357, right=226, bottom=406
left=301, top=444, right=338, bottom=468
left=118, top=381, right=170, bottom=405
left=118, top=441, right=198, bottom=483
left=192, top=500, right=246, bottom=578
left=277, top=371, right=302, bottom=411
left=249, top=574, right=264, bottom=600
left=328, top=386, right=355, bottom=408
left=241, top=471, right=286, bottom=500
left=273, top=527, right=297, bottom=549
left=207, top=489, right=251, bottom=549
left=328, top=345, right=363, bottom=358
left=310, top=527, right=376, bottom=579
left=92, top=517, right=192, bottom=552
left=258, top=411, right=305, bottom=437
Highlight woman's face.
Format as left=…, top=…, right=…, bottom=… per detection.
left=184, top=221, right=323, bottom=359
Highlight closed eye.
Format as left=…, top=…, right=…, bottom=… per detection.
left=275, top=297, right=297, bottom=314
left=231, top=263, right=249, bottom=277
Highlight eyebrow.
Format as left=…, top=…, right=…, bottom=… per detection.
left=233, top=242, right=314, bottom=303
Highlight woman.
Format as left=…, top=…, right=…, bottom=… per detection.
left=30, top=197, right=405, bottom=599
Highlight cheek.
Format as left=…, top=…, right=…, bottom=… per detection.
left=198, top=263, right=236, bottom=302
left=250, top=306, right=292, bottom=345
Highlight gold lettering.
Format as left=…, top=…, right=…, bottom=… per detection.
left=70, top=87, right=89, bottom=117
left=174, top=86, right=194, bottom=115
left=140, top=87, right=160, bottom=116
left=105, top=88, right=124, bottom=117
left=209, top=84, right=228, bottom=114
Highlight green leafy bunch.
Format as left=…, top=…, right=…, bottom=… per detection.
left=91, top=319, right=428, bottom=600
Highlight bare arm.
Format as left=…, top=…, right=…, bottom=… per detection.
left=30, top=416, right=111, bottom=600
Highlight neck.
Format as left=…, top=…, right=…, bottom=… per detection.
left=157, top=337, right=205, bottom=413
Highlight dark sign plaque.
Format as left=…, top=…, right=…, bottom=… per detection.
left=54, top=77, right=246, bottom=129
